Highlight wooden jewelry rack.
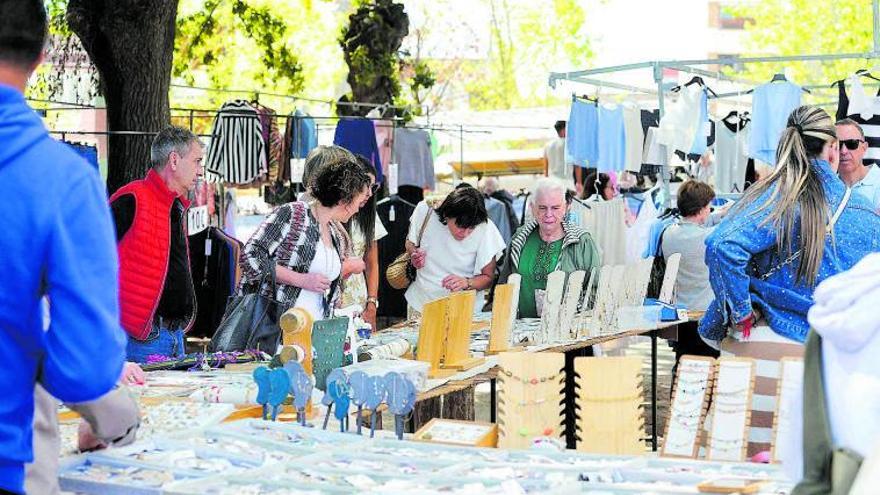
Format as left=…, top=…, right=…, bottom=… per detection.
left=416, top=291, right=484, bottom=378
left=706, top=357, right=756, bottom=462
left=496, top=351, right=565, bottom=450
left=771, top=357, right=804, bottom=463
left=486, top=274, right=521, bottom=355
left=574, top=356, right=645, bottom=455
left=661, top=355, right=716, bottom=459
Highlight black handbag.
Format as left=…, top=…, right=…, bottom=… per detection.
left=646, top=224, right=670, bottom=299
left=210, top=249, right=281, bottom=354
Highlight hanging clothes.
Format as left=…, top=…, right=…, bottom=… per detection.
left=836, top=75, right=880, bottom=166
left=626, top=192, right=659, bottom=263
left=188, top=227, right=243, bottom=339
left=376, top=197, right=416, bottom=318
left=334, top=118, right=384, bottom=183
left=485, top=196, right=512, bottom=244
left=622, top=102, right=644, bottom=173
left=748, top=81, right=802, bottom=165
left=597, top=104, right=627, bottom=173
left=566, top=99, right=599, bottom=168
left=657, top=84, right=704, bottom=155
left=714, top=118, right=751, bottom=193
left=574, top=197, right=627, bottom=265
left=62, top=142, right=99, bottom=172
left=642, top=127, right=669, bottom=168
left=285, top=110, right=318, bottom=161
left=374, top=120, right=394, bottom=179
left=205, top=100, right=267, bottom=185
left=252, top=103, right=283, bottom=181
left=687, top=88, right=711, bottom=156
left=392, top=127, right=435, bottom=190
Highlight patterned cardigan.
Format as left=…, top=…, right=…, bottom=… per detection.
left=238, top=201, right=352, bottom=316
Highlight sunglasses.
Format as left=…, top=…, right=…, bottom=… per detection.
left=839, top=139, right=865, bottom=151
left=370, top=183, right=381, bottom=194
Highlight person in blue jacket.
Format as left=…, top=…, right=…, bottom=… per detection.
left=700, top=105, right=880, bottom=347
left=0, top=2, right=127, bottom=493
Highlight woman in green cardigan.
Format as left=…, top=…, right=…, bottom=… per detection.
left=497, top=178, right=601, bottom=318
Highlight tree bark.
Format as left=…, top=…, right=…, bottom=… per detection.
left=67, top=0, right=178, bottom=194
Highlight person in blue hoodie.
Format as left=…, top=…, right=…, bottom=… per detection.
left=0, top=2, right=127, bottom=493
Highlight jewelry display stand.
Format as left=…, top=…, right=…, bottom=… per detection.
left=414, top=418, right=498, bottom=447
left=575, top=266, right=600, bottom=338
left=486, top=275, right=521, bottom=355
left=771, top=357, right=804, bottom=463
left=706, top=357, right=755, bottom=462
left=658, top=253, right=682, bottom=304
left=558, top=270, right=587, bottom=340
left=661, top=356, right=716, bottom=459
left=537, top=271, right=567, bottom=343
left=575, top=356, right=644, bottom=455
left=497, top=351, right=565, bottom=450
left=416, top=296, right=448, bottom=377
left=311, top=317, right=349, bottom=391
left=443, top=290, right=484, bottom=372
left=279, top=307, right=314, bottom=374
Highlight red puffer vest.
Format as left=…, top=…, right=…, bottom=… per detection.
left=110, top=169, right=192, bottom=340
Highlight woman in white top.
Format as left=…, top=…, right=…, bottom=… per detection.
left=405, top=185, right=506, bottom=315
left=339, top=155, right=388, bottom=329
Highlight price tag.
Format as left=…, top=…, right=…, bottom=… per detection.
left=205, top=238, right=213, bottom=256
left=389, top=205, right=395, bottom=222
left=291, top=158, right=306, bottom=183
left=187, top=205, right=209, bottom=235
left=388, top=162, right=399, bottom=195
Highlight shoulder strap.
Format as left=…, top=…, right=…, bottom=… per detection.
left=827, top=187, right=852, bottom=233
left=415, top=206, right=433, bottom=247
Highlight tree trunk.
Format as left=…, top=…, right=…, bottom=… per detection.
left=67, top=0, right=178, bottom=194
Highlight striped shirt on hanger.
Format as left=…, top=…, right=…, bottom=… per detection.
left=205, top=100, right=267, bottom=185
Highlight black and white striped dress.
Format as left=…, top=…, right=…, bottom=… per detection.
left=205, top=100, right=267, bottom=184
left=836, top=77, right=880, bottom=167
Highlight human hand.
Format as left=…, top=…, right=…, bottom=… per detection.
left=78, top=421, right=106, bottom=452
left=411, top=248, right=427, bottom=269
left=442, top=274, right=469, bottom=292
left=301, top=273, right=331, bottom=292
left=119, top=362, right=145, bottom=386
left=343, top=257, right=366, bottom=277
left=362, top=304, right=377, bottom=329
left=828, top=141, right=840, bottom=172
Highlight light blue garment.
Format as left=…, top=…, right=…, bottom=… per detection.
left=748, top=81, right=802, bottom=164
left=566, top=100, right=599, bottom=168
left=852, top=164, right=880, bottom=210
left=688, top=89, right=709, bottom=155
left=642, top=215, right=678, bottom=258
left=291, top=110, right=317, bottom=159
left=699, top=160, right=880, bottom=343
left=597, top=105, right=626, bottom=172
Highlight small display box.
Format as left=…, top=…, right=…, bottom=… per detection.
left=413, top=419, right=498, bottom=448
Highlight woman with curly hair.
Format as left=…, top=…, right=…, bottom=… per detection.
left=239, top=145, right=373, bottom=320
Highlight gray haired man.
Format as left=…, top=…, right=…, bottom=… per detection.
left=110, top=126, right=205, bottom=362
left=836, top=118, right=880, bottom=209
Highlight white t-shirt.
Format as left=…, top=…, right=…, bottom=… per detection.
left=293, top=240, right=342, bottom=320
left=340, top=215, right=389, bottom=308
left=404, top=201, right=506, bottom=312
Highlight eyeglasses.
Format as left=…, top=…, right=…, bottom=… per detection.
left=370, top=183, right=381, bottom=194
left=839, top=139, right=865, bottom=151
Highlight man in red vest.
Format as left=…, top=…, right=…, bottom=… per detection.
left=110, top=126, right=204, bottom=363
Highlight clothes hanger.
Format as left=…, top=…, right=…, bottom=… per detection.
left=670, top=76, right=718, bottom=98
left=768, top=72, right=811, bottom=93
left=572, top=93, right=598, bottom=104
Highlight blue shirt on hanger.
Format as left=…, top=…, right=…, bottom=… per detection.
left=334, top=118, right=383, bottom=183
left=597, top=104, right=626, bottom=172
left=566, top=99, right=599, bottom=168
left=291, top=110, right=317, bottom=159
left=688, top=89, right=709, bottom=155
left=748, top=81, right=802, bottom=165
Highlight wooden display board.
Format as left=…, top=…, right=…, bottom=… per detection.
left=487, top=282, right=516, bottom=355
left=574, top=356, right=644, bottom=455
left=413, top=418, right=498, bottom=448
left=661, top=356, right=716, bottom=459
left=444, top=290, right=483, bottom=371
left=496, top=352, right=565, bottom=450
left=771, top=358, right=804, bottom=463
left=706, top=357, right=755, bottom=462
left=416, top=296, right=448, bottom=377
left=659, top=253, right=682, bottom=304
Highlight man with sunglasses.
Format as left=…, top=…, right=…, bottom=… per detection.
left=837, top=118, right=880, bottom=209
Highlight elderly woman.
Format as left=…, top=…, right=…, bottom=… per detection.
left=405, top=185, right=506, bottom=316
left=239, top=146, right=372, bottom=321
left=498, top=178, right=601, bottom=318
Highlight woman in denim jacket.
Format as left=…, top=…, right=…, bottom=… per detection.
left=700, top=105, right=880, bottom=346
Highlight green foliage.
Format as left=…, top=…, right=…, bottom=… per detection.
left=728, top=0, right=874, bottom=88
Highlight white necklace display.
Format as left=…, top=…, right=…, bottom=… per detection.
left=771, top=358, right=804, bottom=463
left=662, top=357, right=713, bottom=458
left=707, top=358, right=755, bottom=462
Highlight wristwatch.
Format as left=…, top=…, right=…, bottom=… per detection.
left=365, top=296, right=379, bottom=310
left=466, top=277, right=473, bottom=290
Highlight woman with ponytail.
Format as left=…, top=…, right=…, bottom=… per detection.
left=699, top=105, right=880, bottom=347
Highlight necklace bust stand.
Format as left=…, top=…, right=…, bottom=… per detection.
left=537, top=271, right=566, bottom=344
left=496, top=351, right=565, bottom=450
left=558, top=270, right=587, bottom=340
left=575, top=356, right=644, bottom=455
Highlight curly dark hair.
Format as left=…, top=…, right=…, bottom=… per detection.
left=345, top=154, right=377, bottom=244
left=310, top=148, right=372, bottom=208
left=435, top=186, right=488, bottom=229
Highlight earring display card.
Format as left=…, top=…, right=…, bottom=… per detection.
left=312, top=317, right=349, bottom=391
left=496, top=351, right=565, bottom=450
left=413, top=418, right=498, bottom=447
left=575, top=356, right=644, bottom=455
left=771, top=358, right=804, bottom=463
left=662, top=356, right=715, bottom=459
left=707, top=357, right=755, bottom=462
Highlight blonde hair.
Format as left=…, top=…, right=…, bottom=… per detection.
left=735, top=105, right=837, bottom=285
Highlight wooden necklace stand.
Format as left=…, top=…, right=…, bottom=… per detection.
left=496, top=351, right=565, bottom=450
left=575, top=356, right=644, bottom=455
